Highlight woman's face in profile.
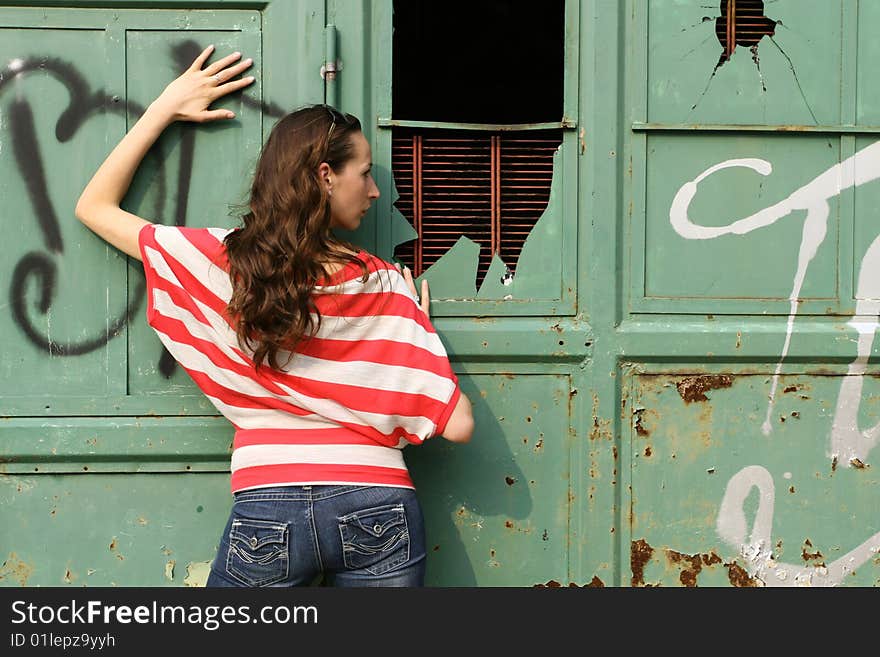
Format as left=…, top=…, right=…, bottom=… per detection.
left=328, top=131, right=380, bottom=232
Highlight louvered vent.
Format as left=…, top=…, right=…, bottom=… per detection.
left=715, top=0, right=776, bottom=63
left=392, top=129, right=562, bottom=289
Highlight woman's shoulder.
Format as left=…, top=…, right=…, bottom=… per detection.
left=317, top=249, right=400, bottom=286
left=144, top=224, right=233, bottom=271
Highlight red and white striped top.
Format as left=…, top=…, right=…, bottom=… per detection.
left=138, top=224, right=460, bottom=493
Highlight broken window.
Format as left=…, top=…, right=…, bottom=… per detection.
left=390, top=0, right=565, bottom=290
left=714, top=0, right=777, bottom=66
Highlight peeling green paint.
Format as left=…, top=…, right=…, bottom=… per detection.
left=184, top=561, right=212, bottom=587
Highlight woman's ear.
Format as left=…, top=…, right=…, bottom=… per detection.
left=317, top=162, right=333, bottom=193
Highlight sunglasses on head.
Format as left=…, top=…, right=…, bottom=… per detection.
left=323, top=105, right=350, bottom=141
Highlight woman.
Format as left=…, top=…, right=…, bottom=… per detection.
left=75, top=45, right=474, bottom=587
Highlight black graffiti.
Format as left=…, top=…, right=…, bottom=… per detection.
left=11, top=252, right=145, bottom=356
left=3, top=40, right=285, bottom=377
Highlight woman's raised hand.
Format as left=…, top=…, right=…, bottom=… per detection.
left=151, top=45, right=255, bottom=123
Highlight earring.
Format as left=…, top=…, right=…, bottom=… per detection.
left=328, top=188, right=333, bottom=197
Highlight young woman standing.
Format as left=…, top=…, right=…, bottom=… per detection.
left=75, top=46, right=473, bottom=587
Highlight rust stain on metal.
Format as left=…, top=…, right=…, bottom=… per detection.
left=630, top=539, right=654, bottom=587
left=634, top=408, right=650, bottom=437
left=665, top=549, right=723, bottom=587
left=590, top=391, right=600, bottom=441
left=505, top=476, right=516, bottom=486
left=702, top=553, right=722, bottom=567
left=789, top=485, right=795, bottom=493
left=505, top=520, right=514, bottom=528
left=109, top=538, right=125, bottom=561
left=0, top=552, right=34, bottom=586
left=726, top=561, right=759, bottom=587
left=831, top=456, right=838, bottom=472
left=676, top=375, right=733, bottom=403
left=850, top=458, right=867, bottom=469
left=644, top=445, right=653, bottom=457
left=535, top=576, right=605, bottom=588
left=801, top=539, right=825, bottom=566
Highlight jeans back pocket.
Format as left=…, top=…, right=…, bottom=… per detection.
left=226, top=517, right=289, bottom=587
left=338, top=503, right=410, bottom=575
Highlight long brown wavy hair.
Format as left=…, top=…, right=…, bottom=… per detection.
left=224, top=105, right=368, bottom=371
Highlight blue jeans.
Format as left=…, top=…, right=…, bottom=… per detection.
left=206, top=485, right=426, bottom=587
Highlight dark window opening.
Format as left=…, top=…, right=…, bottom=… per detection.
left=391, top=1, right=566, bottom=293
left=715, top=0, right=776, bottom=64
left=392, top=0, right=564, bottom=124
left=392, top=129, right=562, bottom=289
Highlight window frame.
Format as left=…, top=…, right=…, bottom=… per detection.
left=372, top=0, right=580, bottom=317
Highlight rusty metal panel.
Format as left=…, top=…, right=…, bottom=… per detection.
left=621, top=0, right=880, bottom=587
left=627, top=373, right=880, bottom=587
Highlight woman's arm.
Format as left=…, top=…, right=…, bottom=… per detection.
left=401, top=266, right=475, bottom=444
left=441, top=393, right=474, bottom=444
left=75, top=45, right=254, bottom=260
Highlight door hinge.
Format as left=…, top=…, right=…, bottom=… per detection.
left=321, top=24, right=342, bottom=81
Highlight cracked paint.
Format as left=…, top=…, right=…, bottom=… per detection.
left=183, top=561, right=211, bottom=587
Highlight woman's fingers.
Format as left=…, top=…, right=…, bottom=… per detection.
left=400, top=264, right=430, bottom=315
left=216, top=75, right=255, bottom=96
left=420, top=279, right=430, bottom=315
left=200, top=108, right=238, bottom=122
left=402, top=264, right=415, bottom=291
left=203, top=51, right=243, bottom=77
left=189, top=44, right=215, bottom=72
left=211, top=58, right=253, bottom=86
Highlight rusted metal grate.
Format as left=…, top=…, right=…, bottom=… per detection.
left=392, top=129, right=561, bottom=289
left=715, top=0, right=776, bottom=63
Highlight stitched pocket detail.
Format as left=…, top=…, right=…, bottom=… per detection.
left=338, top=503, right=410, bottom=575
left=225, top=517, right=289, bottom=587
